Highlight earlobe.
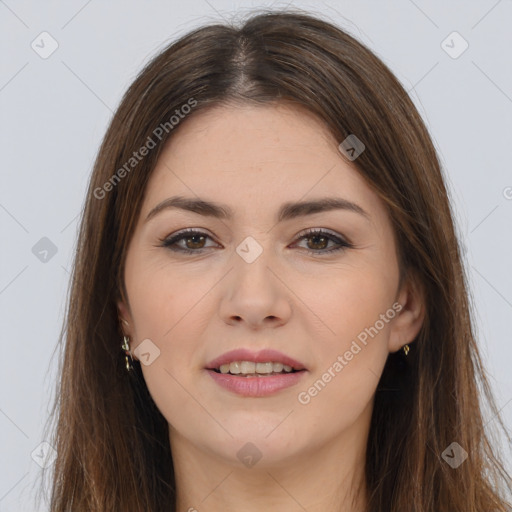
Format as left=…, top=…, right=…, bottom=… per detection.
left=388, top=274, right=426, bottom=353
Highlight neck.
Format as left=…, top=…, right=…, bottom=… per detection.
left=170, top=424, right=369, bottom=512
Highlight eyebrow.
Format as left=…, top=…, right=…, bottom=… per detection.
left=145, top=195, right=370, bottom=223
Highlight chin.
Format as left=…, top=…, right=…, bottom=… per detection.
left=198, top=423, right=307, bottom=467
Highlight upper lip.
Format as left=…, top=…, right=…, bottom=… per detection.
left=206, top=348, right=307, bottom=371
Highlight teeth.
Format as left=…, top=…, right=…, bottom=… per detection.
left=240, top=361, right=256, bottom=374
left=217, top=361, right=296, bottom=375
left=256, top=362, right=273, bottom=374
left=229, top=361, right=241, bottom=374
left=273, top=362, right=284, bottom=372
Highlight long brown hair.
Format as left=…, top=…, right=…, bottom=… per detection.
left=40, top=8, right=512, bottom=511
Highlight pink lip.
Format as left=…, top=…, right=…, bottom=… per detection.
left=206, top=369, right=306, bottom=397
left=205, top=348, right=306, bottom=371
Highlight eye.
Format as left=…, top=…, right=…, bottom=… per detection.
left=158, top=228, right=353, bottom=255
left=158, top=229, right=218, bottom=254
left=292, top=228, right=353, bottom=255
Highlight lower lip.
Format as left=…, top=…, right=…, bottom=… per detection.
left=206, top=369, right=307, bottom=397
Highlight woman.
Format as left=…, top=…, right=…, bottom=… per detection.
left=42, top=9, right=512, bottom=511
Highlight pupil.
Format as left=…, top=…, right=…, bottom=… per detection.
left=309, top=235, right=327, bottom=250
left=187, top=235, right=205, bottom=249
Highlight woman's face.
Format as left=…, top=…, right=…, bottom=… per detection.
left=118, top=103, right=423, bottom=469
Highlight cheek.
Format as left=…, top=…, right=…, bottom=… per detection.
left=124, top=254, right=218, bottom=403
left=126, top=255, right=211, bottom=345
left=294, top=260, right=397, bottom=350
left=293, top=265, right=396, bottom=415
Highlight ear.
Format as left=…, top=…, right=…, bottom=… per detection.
left=117, top=299, right=139, bottom=361
left=117, top=299, right=134, bottom=338
left=388, top=272, right=425, bottom=353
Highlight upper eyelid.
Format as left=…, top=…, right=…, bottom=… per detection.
left=164, top=227, right=345, bottom=239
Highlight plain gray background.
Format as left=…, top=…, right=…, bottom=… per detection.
left=1, top=1, right=511, bottom=509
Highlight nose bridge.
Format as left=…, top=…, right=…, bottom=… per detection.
left=218, top=234, right=292, bottom=327
left=232, top=234, right=276, bottom=296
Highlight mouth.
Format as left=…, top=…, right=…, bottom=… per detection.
left=204, top=349, right=307, bottom=396
left=205, top=348, right=306, bottom=375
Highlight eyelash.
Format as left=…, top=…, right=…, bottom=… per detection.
left=158, top=228, right=353, bottom=256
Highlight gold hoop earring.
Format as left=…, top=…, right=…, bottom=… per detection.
left=121, top=336, right=134, bottom=372
left=403, top=344, right=410, bottom=356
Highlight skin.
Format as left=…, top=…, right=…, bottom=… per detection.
left=117, top=103, right=425, bottom=512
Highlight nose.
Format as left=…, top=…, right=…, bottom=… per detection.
left=218, top=246, right=293, bottom=330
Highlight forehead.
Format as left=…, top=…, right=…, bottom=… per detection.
left=161, top=102, right=337, bottom=166
left=141, top=103, right=385, bottom=224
